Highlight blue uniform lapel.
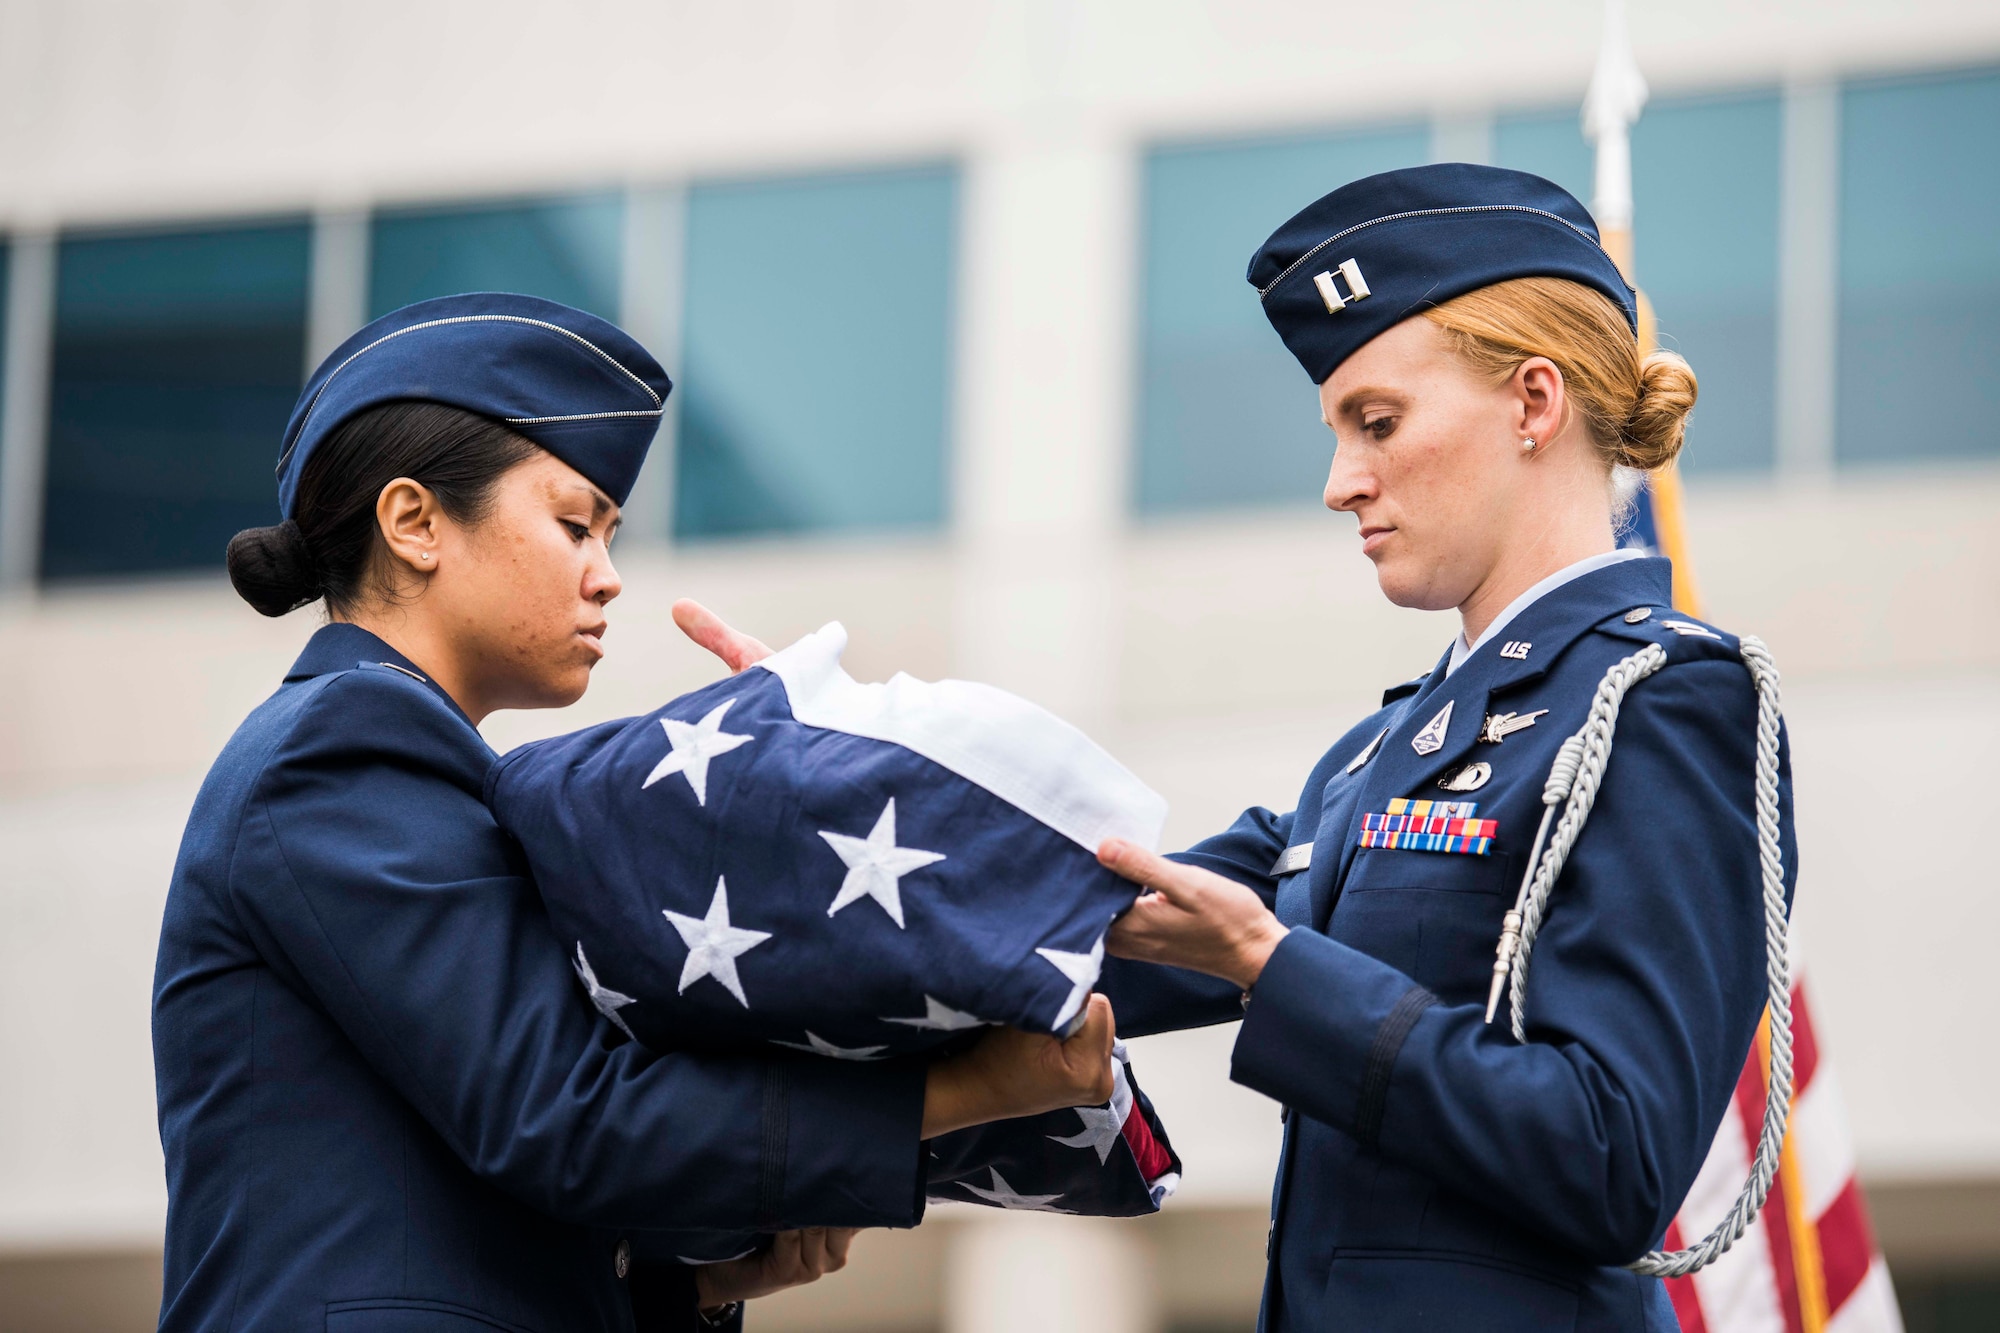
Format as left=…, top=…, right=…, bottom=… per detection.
left=1307, top=557, right=1675, bottom=933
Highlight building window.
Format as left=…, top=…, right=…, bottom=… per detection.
left=44, top=220, right=310, bottom=580
left=1136, top=124, right=1430, bottom=516
left=1631, top=90, right=1783, bottom=474
left=368, top=193, right=624, bottom=321
left=676, top=165, right=956, bottom=540
left=1493, top=107, right=1594, bottom=205
left=1837, top=64, right=2000, bottom=464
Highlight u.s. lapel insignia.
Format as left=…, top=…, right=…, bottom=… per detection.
left=1661, top=619, right=1722, bottom=640
left=1478, top=709, right=1548, bottom=744
left=1410, top=700, right=1454, bottom=756
left=1438, top=761, right=1491, bottom=792
left=1499, top=640, right=1532, bottom=660
left=1346, top=725, right=1390, bottom=774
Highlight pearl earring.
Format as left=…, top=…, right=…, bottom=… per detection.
left=1522, top=437, right=1538, bottom=452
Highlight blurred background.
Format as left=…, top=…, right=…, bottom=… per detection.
left=1, top=1, right=1996, bottom=1330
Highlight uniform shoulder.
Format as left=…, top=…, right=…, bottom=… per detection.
left=1589, top=603, right=1748, bottom=666
left=269, top=661, right=491, bottom=788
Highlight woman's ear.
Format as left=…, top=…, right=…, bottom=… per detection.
left=1513, top=356, right=1567, bottom=451
left=375, top=477, right=443, bottom=577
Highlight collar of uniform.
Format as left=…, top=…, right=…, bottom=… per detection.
left=1352, top=556, right=1672, bottom=794
left=284, top=622, right=471, bottom=725
left=1447, top=548, right=1648, bottom=676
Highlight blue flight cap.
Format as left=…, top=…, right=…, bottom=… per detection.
left=1248, top=163, right=1638, bottom=385
left=275, top=293, right=671, bottom=518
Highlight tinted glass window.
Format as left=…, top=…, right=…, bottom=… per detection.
left=45, top=221, right=309, bottom=579
left=1837, top=65, right=2000, bottom=463
left=1136, top=124, right=1429, bottom=515
left=676, top=165, right=956, bottom=539
left=1494, top=108, right=1594, bottom=204
left=369, top=194, right=624, bottom=320
left=1632, top=90, right=1782, bottom=473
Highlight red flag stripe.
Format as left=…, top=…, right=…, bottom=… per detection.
left=1790, top=983, right=1821, bottom=1098
left=1815, top=1177, right=1877, bottom=1315
left=1119, top=1101, right=1174, bottom=1185
left=1735, top=1056, right=1808, bottom=1333
left=1661, top=1220, right=1710, bottom=1333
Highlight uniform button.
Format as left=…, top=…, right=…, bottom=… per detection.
left=1624, top=607, right=1652, bottom=624
left=614, top=1238, right=631, bottom=1280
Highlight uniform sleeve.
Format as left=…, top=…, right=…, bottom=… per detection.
left=1098, top=805, right=1290, bottom=1037
left=232, top=670, right=926, bottom=1232
left=1230, top=658, right=1791, bottom=1263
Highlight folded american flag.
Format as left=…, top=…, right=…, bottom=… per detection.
left=487, top=623, right=1181, bottom=1217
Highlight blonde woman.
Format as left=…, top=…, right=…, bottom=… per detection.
left=1094, top=165, right=1794, bottom=1331
left=680, top=166, right=1793, bottom=1331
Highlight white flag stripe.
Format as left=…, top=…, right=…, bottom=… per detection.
left=1677, top=1081, right=1754, bottom=1238
left=1683, top=1105, right=1788, bottom=1333
left=1790, top=1063, right=1858, bottom=1223
left=1826, top=1259, right=1904, bottom=1332
left=758, top=622, right=1168, bottom=852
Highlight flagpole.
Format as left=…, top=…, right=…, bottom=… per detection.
left=1582, top=0, right=1702, bottom=615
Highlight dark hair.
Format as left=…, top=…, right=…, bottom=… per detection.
left=226, top=402, right=541, bottom=617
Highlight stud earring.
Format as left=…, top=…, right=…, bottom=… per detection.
left=420, top=552, right=431, bottom=561
left=1521, top=437, right=1538, bottom=452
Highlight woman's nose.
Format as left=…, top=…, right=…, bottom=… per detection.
left=1324, top=443, right=1370, bottom=512
left=588, top=552, right=623, bottom=604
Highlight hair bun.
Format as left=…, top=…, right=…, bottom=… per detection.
left=226, top=519, right=324, bottom=617
left=1619, top=350, right=1698, bottom=471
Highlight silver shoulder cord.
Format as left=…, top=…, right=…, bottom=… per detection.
left=1481, top=636, right=1790, bottom=1279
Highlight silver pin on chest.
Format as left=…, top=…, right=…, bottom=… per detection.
left=1499, top=641, right=1532, bottom=661
left=1410, top=700, right=1454, bottom=755
left=1346, top=725, right=1390, bottom=774
left=1438, top=761, right=1492, bottom=792
left=1479, top=709, right=1548, bottom=744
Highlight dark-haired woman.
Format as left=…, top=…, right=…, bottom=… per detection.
left=153, top=294, right=1114, bottom=1333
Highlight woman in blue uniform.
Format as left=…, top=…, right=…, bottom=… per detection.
left=681, top=164, right=1795, bottom=1329
left=153, top=293, right=1116, bottom=1333
left=1091, top=165, right=1798, bottom=1330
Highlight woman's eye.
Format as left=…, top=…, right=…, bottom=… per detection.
left=561, top=521, right=590, bottom=543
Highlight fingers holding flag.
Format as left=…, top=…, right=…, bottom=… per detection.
left=672, top=598, right=774, bottom=674
left=1099, top=839, right=1288, bottom=989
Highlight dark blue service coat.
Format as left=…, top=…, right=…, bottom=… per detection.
left=1102, top=557, right=1795, bottom=1332
left=153, top=623, right=928, bottom=1333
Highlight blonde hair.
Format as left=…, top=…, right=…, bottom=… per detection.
left=1421, top=276, right=1697, bottom=472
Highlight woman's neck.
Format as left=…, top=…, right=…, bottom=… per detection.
left=1458, top=515, right=1618, bottom=648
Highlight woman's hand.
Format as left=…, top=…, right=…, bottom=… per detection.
left=1099, top=839, right=1289, bottom=989
left=673, top=599, right=772, bottom=674
left=694, top=1228, right=859, bottom=1309
left=920, top=993, right=1117, bottom=1138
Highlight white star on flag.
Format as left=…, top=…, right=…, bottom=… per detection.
left=883, top=995, right=987, bottom=1031
left=572, top=942, right=637, bottom=1041
left=663, top=877, right=771, bottom=1008
left=1035, top=935, right=1105, bottom=1032
left=643, top=699, right=754, bottom=805
left=1049, top=1051, right=1135, bottom=1162
left=818, top=798, right=946, bottom=928
left=959, top=1167, right=1071, bottom=1213
left=1049, top=1105, right=1123, bottom=1163
left=772, top=1031, right=889, bottom=1061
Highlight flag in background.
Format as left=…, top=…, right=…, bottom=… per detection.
left=1626, top=469, right=1901, bottom=1333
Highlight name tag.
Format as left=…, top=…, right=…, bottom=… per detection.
left=1270, top=843, right=1312, bottom=876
